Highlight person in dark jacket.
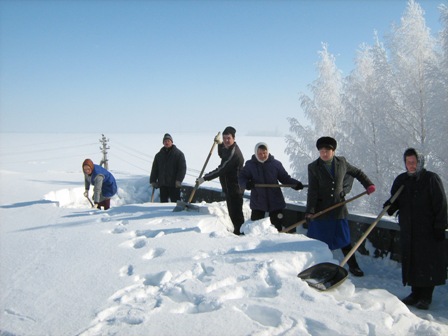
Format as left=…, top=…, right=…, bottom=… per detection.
left=150, top=133, right=187, bottom=203
left=196, top=126, right=245, bottom=235
left=239, top=142, right=304, bottom=232
left=384, top=148, right=447, bottom=310
left=305, top=137, right=376, bottom=277
left=83, top=158, right=117, bottom=210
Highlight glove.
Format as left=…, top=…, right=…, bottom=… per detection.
left=214, top=133, right=222, bottom=144
left=246, top=180, right=255, bottom=190
left=196, top=177, right=205, bottom=185
left=151, top=182, right=158, bottom=189
left=434, top=229, right=446, bottom=242
left=340, top=190, right=346, bottom=198
left=175, top=181, right=182, bottom=188
left=83, top=190, right=88, bottom=197
left=305, top=213, right=313, bottom=225
left=366, top=185, right=376, bottom=195
left=293, top=182, right=304, bottom=190
left=383, top=199, right=392, bottom=208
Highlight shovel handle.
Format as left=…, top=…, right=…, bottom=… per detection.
left=84, top=194, right=95, bottom=208
left=187, top=132, right=220, bottom=203
left=254, top=184, right=308, bottom=188
left=281, top=191, right=368, bottom=233
left=340, top=185, right=404, bottom=267
left=150, top=187, right=155, bottom=202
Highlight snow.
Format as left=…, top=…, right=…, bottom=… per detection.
left=1, top=133, right=447, bottom=336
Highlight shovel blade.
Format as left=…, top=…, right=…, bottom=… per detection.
left=173, top=201, right=201, bottom=212
left=297, top=262, right=348, bottom=291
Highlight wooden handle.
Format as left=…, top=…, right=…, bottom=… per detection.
left=340, top=185, right=404, bottom=267
left=281, top=191, right=368, bottom=233
left=188, top=132, right=220, bottom=203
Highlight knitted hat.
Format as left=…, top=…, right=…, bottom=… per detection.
left=82, top=158, right=94, bottom=171
left=163, top=133, right=173, bottom=143
left=223, top=126, right=236, bottom=138
left=316, top=136, right=337, bottom=150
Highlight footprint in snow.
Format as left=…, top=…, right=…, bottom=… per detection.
left=119, top=265, right=134, bottom=277
left=132, top=239, right=147, bottom=249
left=143, top=248, right=166, bottom=260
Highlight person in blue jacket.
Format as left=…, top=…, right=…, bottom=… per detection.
left=82, top=158, right=117, bottom=210
left=239, top=142, right=304, bottom=232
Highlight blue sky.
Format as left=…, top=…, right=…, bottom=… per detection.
left=0, top=0, right=444, bottom=135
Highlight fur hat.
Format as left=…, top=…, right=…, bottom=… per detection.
left=163, top=133, right=173, bottom=143
left=316, top=136, right=337, bottom=150
left=222, top=126, right=236, bottom=138
left=254, top=142, right=269, bottom=163
left=82, top=158, right=94, bottom=171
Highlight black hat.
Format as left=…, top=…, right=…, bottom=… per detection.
left=223, top=126, right=236, bottom=138
left=163, top=133, right=173, bottom=143
left=316, top=136, right=337, bottom=150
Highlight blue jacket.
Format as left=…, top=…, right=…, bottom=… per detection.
left=86, top=164, right=117, bottom=199
left=239, top=154, right=299, bottom=212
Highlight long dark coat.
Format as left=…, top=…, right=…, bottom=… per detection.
left=306, top=156, right=373, bottom=249
left=239, top=154, right=300, bottom=212
left=388, top=169, right=447, bottom=287
left=150, top=145, right=186, bottom=187
left=306, top=156, right=373, bottom=219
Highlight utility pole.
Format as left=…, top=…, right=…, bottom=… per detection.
left=99, top=134, right=110, bottom=170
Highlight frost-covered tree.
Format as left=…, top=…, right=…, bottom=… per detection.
left=429, top=3, right=448, bottom=173
left=382, top=0, right=448, bottom=190
left=386, top=0, right=441, bottom=160
left=287, top=0, right=448, bottom=212
left=286, top=44, right=344, bottom=200
left=341, top=38, right=399, bottom=211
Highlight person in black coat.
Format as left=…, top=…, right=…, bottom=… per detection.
left=150, top=133, right=187, bottom=203
left=196, top=126, right=245, bottom=235
left=239, top=142, right=304, bottom=232
left=305, top=137, right=376, bottom=277
left=385, top=148, right=447, bottom=310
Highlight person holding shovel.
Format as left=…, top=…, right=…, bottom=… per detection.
left=150, top=133, right=187, bottom=203
left=239, top=142, right=304, bottom=232
left=82, top=158, right=117, bottom=210
left=196, top=126, right=245, bottom=235
left=305, top=136, right=376, bottom=277
left=384, top=148, right=447, bottom=310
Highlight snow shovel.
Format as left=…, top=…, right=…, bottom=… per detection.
left=173, top=132, right=220, bottom=212
left=150, top=187, right=155, bottom=202
left=280, top=191, right=368, bottom=233
left=84, top=193, right=94, bottom=208
left=297, top=185, right=404, bottom=291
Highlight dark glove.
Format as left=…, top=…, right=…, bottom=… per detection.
left=385, top=200, right=399, bottom=216
left=434, top=229, right=446, bottom=242
left=340, top=190, right=346, bottom=198
left=293, top=182, right=304, bottom=190
left=246, top=180, right=254, bottom=190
